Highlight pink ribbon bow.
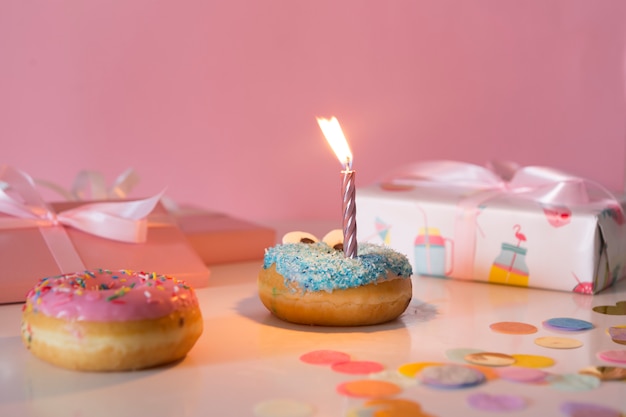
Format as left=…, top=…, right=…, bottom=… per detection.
left=384, top=160, right=618, bottom=207
left=0, top=165, right=161, bottom=243
left=0, top=165, right=163, bottom=275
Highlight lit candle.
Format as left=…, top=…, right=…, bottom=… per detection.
left=317, top=116, right=357, bottom=258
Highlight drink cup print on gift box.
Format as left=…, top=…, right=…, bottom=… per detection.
left=414, top=227, right=454, bottom=278
left=412, top=205, right=454, bottom=278
left=489, top=225, right=530, bottom=287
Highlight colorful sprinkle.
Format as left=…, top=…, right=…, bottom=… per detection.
left=263, top=242, right=412, bottom=292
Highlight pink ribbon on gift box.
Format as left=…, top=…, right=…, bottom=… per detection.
left=0, top=165, right=162, bottom=274
left=383, top=160, right=622, bottom=279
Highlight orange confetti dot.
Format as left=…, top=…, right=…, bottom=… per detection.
left=337, top=380, right=402, bottom=399
left=490, top=321, right=538, bottom=335
left=349, top=398, right=434, bottom=417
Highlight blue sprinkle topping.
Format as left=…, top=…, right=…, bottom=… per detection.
left=263, top=242, right=412, bottom=292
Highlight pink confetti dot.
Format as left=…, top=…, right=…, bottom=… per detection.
left=331, top=360, right=385, bottom=374
left=299, top=350, right=350, bottom=365
left=597, top=349, right=626, bottom=364
left=496, top=367, right=548, bottom=383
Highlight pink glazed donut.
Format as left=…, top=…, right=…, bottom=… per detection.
left=21, top=269, right=203, bottom=371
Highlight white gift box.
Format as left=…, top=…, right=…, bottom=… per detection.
left=356, top=161, right=626, bottom=294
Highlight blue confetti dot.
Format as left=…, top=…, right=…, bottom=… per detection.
left=543, top=317, right=594, bottom=331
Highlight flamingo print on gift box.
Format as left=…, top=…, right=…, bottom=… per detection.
left=413, top=205, right=454, bottom=278
left=488, top=224, right=530, bottom=287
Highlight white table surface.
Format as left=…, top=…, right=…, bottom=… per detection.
left=1, top=261, right=625, bottom=417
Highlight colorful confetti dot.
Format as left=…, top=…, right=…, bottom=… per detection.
left=543, top=317, right=594, bottom=332
left=592, top=301, right=626, bottom=315
left=299, top=350, right=350, bottom=365
left=496, top=366, right=548, bottom=383
left=347, top=399, right=432, bottom=417
left=608, top=326, right=626, bottom=345
left=445, top=348, right=482, bottom=363
left=467, top=393, right=527, bottom=412
left=597, top=349, right=626, bottom=364
left=579, top=366, right=626, bottom=381
left=331, top=360, right=385, bottom=375
left=534, top=336, right=583, bottom=349
left=464, top=352, right=516, bottom=367
left=337, top=380, right=402, bottom=399
left=489, top=321, right=538, bottom=335
left=419, top=364, right=486, bottom=389
left=369, top=370, right=418, bottom=388
left=510, top=354, right=555, bottom=368
left=397, top=362, right=443, bottom=378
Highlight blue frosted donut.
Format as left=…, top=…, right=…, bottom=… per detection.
left=258, top=241, right=413, bottom=326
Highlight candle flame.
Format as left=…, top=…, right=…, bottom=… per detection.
left=317, top=117, right=353, bottom=169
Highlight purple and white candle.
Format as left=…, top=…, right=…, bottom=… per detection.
left=317, top=117, right=358, bottom=258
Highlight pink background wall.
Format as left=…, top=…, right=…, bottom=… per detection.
left=2, top=1, right=626, bottom=223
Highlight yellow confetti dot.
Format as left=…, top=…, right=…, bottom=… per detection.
left=511, top=354, right=555, bottom=368
left=535, top=336, right=583, bottom=349
left=397, top=362, right=442, bottom=378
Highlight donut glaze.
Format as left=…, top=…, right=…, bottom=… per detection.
left=23, top=269, right=199, bottom=321
left=262, top=242, right=412, bottom=292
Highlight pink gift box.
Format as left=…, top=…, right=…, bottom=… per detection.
left=171, top=206, right=276, bottom=265
left=0, top=200, right=210, bottom=304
